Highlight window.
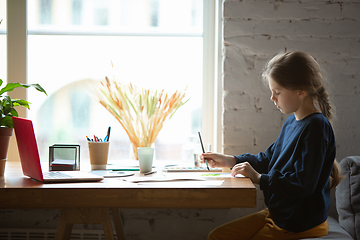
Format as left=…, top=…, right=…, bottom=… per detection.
left=6, top=0, right=221, bottom=163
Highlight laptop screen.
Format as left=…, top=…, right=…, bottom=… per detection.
left=12, top=117, right=44, bottom=182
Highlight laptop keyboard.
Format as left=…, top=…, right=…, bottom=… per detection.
left=43, top=171, right=73, bottom=179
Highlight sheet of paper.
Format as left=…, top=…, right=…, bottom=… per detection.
left=51, top=159, right=75, bottom=165
left=122, top=177, right=206, bottom=183
left=199, top=172, right=244, bottom=178
left=136, top=180, right=224, bottom=186
left=121, top=172, right=243, bottom=184
left=162, top=172, right=244, bottom=178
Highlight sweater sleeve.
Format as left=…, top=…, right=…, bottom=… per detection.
left=234, top=142, right=275, bottom=174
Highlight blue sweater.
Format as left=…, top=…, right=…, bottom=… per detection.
left=235, top=113, right=336, bottom=232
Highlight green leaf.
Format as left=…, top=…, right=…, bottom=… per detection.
left=0, top=116, right=14, bottom=128
left=12, top=99, right=30, bottom=109
left=0, top=81, right=47, bottom=128
left=27, top=83, right=47, bottom=95
left=0, top=83, right=26, bottom=95
left=0, top=82, right=47, bottom=96
left=3, top=96, right=13, bottom=108
left=9, top=108, right=18, bottom=117
left=3, top=106, right=14, bottom=115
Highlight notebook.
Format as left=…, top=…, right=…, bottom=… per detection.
left=12, top=117, right=103, bottom=183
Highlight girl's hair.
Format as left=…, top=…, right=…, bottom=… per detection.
left=330, top=161, right=342, bottom=189
left=262, top=51, right=342, bottom=189
left=262, top=51, right=332, bottom=120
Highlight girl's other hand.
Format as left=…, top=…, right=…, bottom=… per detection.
left=200, top=152, right=236, bottom=168
left=231, top=162, right=261, bottom=184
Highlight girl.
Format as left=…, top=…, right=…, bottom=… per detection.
left=201, top=51, right=342, bottom=240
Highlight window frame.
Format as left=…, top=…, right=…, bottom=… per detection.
left=6, top=0, right=223, bottom=159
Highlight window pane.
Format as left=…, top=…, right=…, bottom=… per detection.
left=27, top=0, right=203, bottom=164
left=28, top=0, right=203, bottom=35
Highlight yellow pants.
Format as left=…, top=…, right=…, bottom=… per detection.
left=208, top=209, right=328, bottom=240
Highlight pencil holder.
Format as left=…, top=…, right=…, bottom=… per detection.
left=88, top=141, right=110, bottom=170
left=49, top=144, right=80, bottom=171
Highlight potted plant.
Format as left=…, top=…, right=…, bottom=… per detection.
left=0, top=79, right=47, bottom=176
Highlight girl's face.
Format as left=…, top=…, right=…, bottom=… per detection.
left=268, top=78, right=303, bottom=115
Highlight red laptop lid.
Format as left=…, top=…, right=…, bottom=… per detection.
left=12, top=116, right=44, bottom=182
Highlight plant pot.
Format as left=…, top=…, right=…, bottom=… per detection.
left=0, top=127, right=13, bottom=176
left=0, top=159, right=6, bottom=177
left=0, top=127, right=13, bottom=159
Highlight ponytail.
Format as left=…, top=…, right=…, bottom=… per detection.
left=330, top=160, right=343, bottom=189
left=316, top=86, right=332, bottom=120
left=315, top=87, right=341, bottom=188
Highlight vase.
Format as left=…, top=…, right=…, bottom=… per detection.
left=0, top=127, right=13, bottom=177
left=131, top=142, right=154, bottom=160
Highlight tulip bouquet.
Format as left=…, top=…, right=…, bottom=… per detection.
left=95, top=77, right=188, bottom=159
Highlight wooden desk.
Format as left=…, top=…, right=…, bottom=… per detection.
left=0, top=162, right=256, bottom=239
left=0, top=162, right=256, bottom=209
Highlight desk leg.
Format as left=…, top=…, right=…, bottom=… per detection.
left=102, top=208, right=115, bottom=240
left=55, top=209, right=73, bottom=240
left=111, top=208, right=125, bottom=240
left=55, top=208, right=123, bottom=240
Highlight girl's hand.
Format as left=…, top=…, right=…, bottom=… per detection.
left=231, top=162, right=261, bottom=184
left=200, top=152, right=236, bottom=168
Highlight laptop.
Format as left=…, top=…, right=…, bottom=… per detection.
left=12, top=117, right=103, bottom=183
